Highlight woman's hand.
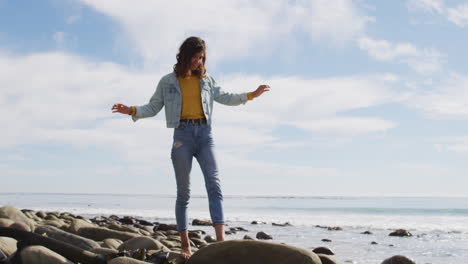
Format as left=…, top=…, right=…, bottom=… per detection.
left=252, top=84, right=270, bottom=99
left=112, top=103, right=131, bottom=115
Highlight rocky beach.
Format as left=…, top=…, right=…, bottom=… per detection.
left=0, top=205, right=423, bottom=264
left=1, top=194, right=468, bottom=263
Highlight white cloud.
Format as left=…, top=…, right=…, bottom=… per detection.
left=446, top=4, right=468, bottom=27
left=75, top=0, right=371, bottom=67
left=409, top=74, right=468, bottom=118
left=289, top=117, right=397, bottom=134
left=357, top=36, right=444, bottom=74
left=408, top=0, right=468, bottom=27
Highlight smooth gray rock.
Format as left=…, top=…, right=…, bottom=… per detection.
left=20, top=245, right=73, bottom=264
left=186, top=240, right=322, bottom=264
left=0, top=206, right=35, bottom=231
left=0, top=237, right=17, bottom=256
left=117, top=236, right=170, bottom=252
left=35, top=225, right=101, bottom=250
left=77, top=226, right=139, bottom=242
left=256, top=231, right=272, bottom=240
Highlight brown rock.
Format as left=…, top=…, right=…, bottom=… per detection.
left=381, top=255, right=416, bottom=264
left=117, top=236, right=170, bottom=251
left=312, top=246, right=334, bottom=255
left=317, top=253, right=339, bottom=264
left=186, top=240, right=322, bottom=264
left=20, top=245, right=73, bottom=264
left=389, top=229, right=413, bottom=237
left=0, top=237, right=17, bottom=256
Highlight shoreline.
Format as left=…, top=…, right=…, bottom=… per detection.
left=1, top=205, right=457, bottom=264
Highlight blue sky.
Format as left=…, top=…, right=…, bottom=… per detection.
left=1, top=0, right=468, bottom=196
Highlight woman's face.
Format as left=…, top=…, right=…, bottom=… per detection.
left=190, top=51, right=205, bottom=71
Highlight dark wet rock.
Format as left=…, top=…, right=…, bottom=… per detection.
left=389, top=229, right=413, bottom=237
left=192, top=219, right=212, bottom=226
left=371, top=241, right=378, bottom=245
left=312, top=246, right=334, bottom=255
left=20, top=245, right=73, bottom=264
left=251, top=221, right=266, bottom=225
left=117, top=236, right=170, bottom=251
left=243, top=235, right=254, bottom=240
left=118, top=216, right=136, bottom=225
left=256, top=231, right=273, bottom=240
left=154, top=223, right=177, bottom=232
left=321, top=239, right=332, bottom=242
left=78, top=226, right=139, bottom=242
left=361, top=230, right=373, bottom=235
left=317, top=253, right=339, bottom=264
left=137, top=219, right=153, bottom=226
left=225, top=230, right=235, bottom=235
left=186, top=240, right=321, bottom=264
left=389, top=244, right=394, bottom=247
left=0, top=249, right=6, bottom=262
left=272, top=222, right=292, bottom=227
left=327, top=226, right=342, bottom=231
left=35, top=225, right=101, bottom=250
left=381, top=255, right=416, bottom=264
left=204, top=235, right=216, bottom=243
left=230, top=227, right=248, bottom=232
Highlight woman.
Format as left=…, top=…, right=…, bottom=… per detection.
left=112, top=36, right=270, bottom=259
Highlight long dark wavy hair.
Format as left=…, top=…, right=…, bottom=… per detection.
left=173, top=36, right=207, bottom=78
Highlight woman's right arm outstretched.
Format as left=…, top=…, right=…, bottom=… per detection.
left=111, top=79, right=165, bottom=121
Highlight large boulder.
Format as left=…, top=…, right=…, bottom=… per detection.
left=0, top=219, right=14, bottom=228
left=20, top=245, right=73, bottom=264
left=0, top=237, right=17, bottom=256
left=0, top=206, right=35, bottom=231
left=77, top=226, right=139, bottom=242
left=35, top=225, right=101, bottom=250
left=381, top=255, right=416, bottom=264
left=186, top=240, right=322, bottom=264
left=117, top=236, right=170, bottom=251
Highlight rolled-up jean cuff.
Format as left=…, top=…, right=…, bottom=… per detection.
left=212, top=222, right=224, bottom=225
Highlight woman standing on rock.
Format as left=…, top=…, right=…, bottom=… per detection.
left=112, top=36, right=270, bottom=259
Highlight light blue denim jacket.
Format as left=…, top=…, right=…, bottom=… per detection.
left=132, top=72, right=249, bottom=127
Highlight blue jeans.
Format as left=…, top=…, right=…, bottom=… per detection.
left=171, top=122, right=224, bottom=232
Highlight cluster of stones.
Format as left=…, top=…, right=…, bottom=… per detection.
left=0, top=206, right=416, bottom=264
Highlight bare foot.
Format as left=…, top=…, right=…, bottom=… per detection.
left=181, top=246, right=192, bottom=261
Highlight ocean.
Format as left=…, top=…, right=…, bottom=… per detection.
left=1, top=193, right=468, bottom=264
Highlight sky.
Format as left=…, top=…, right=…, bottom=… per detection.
left=1, top=0, right=468, bottom=197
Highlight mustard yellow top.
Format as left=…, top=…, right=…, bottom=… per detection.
left=131, top=76, right=254, bottom=117
left=178, top=75, right=206, bottom=119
